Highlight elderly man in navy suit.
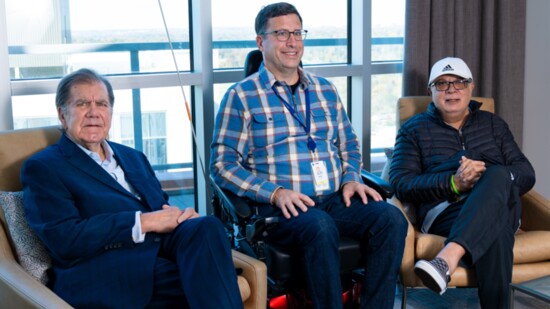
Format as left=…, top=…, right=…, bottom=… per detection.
left=21, top=68, right=243, bottom=309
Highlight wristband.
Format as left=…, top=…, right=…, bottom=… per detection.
left=450, top=175, right=460, bottom=195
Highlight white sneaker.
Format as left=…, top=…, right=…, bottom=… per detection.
left=414, top=258, right=451, bottom=295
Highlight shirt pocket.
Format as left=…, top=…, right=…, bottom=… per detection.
left=310, top=103, right=338, bottom=139
left=250, top=111, right=288, bottom=148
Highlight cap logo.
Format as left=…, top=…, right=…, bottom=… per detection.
left=442, top=64, right=454, bottom=72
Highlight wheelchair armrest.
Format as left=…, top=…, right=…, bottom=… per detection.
left=361, top=169, right=394, bottom=199
left=209, top=176, right=280, bottom=244
left=246, top=217, right=279, bottom=243
left=210, top=175, right=252, bottom=220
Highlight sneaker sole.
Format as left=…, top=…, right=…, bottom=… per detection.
left=414, top=260, right=447, bottom=295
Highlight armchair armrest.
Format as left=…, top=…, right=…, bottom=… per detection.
left=386, top=197, right=417, bottom=287
left=232, top=250, right=267, bottom=309
left=0, top=259, right=72, bottom=309
left=520, top=190, right=550, bottom=231
left=361, top=169, right=394, bottom=199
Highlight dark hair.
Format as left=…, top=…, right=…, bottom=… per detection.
left=55, top=68, right=115, bottom=114
left=255, top=2, right=303, bottom=35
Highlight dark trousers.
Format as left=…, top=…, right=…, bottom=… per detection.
left=257, top=192, right=408, bottom=309
left=429, top=166, right=520, bottom=309
left=146, top=216, right=243, bottom=309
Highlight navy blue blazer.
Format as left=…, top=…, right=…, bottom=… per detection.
left=22, top=134, right=169, bottom=308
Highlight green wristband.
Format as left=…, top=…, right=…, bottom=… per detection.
left=450, top=175, right=460, bottom=195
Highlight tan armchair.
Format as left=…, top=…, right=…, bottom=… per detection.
left=389, top=96, right=550, bottom=307
left=0, top=126, right=267, bottom=309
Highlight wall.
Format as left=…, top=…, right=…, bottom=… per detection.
left=523, top=0, right=550, bottom=199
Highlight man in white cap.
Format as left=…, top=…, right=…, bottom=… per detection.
left=389, top=57, right=535, bottom=308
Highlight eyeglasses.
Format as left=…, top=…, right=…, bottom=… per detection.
left=262, top=29, right=308, bottom=42
left=430, top=78, right=472, bottom=91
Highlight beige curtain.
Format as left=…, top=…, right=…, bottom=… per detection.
left=403, top=0, right=526, bottom=145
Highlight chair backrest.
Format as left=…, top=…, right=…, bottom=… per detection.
left=243, top=49, right=303, bottom=77
left=244, top=50, right=264, bottom=77
left=397, top=96, right=495, bottom=129
left=0, top=126, right=62, bottom=192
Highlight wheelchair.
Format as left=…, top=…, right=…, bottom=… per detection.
left=211, top=170, right=393, bottom=308
left=211, top=49, right=394, bottom=308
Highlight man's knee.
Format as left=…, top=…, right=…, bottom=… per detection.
left=178, top=215, right=225, bottom=238
left=481, top=165, right=513, bottom=186
left=294, top=210, right=339, bottom=245
left=374, top=202, right=408, bottom=237
left=197, top=215, right=224, bottom=232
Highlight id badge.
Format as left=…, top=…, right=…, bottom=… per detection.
left=311, top=160, right=330, bottom=191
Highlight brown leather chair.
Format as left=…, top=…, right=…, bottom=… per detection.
left=0, top=126, right=267, bottom=309
left=387, top=96, right=550, bottom=308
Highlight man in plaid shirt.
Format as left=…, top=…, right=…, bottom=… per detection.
left=210, top=3, right=407, bottom=308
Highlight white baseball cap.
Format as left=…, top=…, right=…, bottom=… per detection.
left=428, top=57, right=473, bottom=86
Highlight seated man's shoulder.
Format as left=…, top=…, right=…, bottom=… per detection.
left=400, top=112, right=432, bottom=130
left=304, top=72, right=331, bottom=85
left=27, top=143, right=61, bottom=161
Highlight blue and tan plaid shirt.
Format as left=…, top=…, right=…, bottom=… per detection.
left=210, top=63, right=363, bottom=203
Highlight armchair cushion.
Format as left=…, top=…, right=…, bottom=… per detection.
left=413, top=229, right=550, bottom=264
left=511, top=231, right=550, bottom=264
left=0, top=191, right=51, bottom=284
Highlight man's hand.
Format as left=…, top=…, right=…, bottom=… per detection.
left=454, top=156, right=486, bottom=192
left=342, top=182, right=382, bottom=207
left=140, top=205, right=200, bottom=234
left=272, top=188, right=315, bottom=219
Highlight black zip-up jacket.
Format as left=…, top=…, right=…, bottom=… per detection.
left=389, top=100, right=536, bottom=226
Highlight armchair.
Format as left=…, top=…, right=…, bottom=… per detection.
left=0, top=126, right=267, bottom=309
left=386, top=96, right=550, bottom=308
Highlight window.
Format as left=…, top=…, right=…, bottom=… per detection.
left=6, top=0, right=190, bottom=79
left=372, top=0, right=405, bottom=62
left=119, top=112, right=167, bottom=166
left=211, top=0, right=348, bottom=69
left=5, top=0, right=194, bottom=201
left=1, top=0, right=406, bottom=212
left=370, top=0, right=405, bottom=173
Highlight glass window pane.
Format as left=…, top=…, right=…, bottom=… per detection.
left=370, top=73, right=402, bottom=173
left=211, top=0, right=348, bottom=69
left=12, top=94, right=57, bottom=129
left=138, top=86, right=193, bottom=167
left=371, top=0, right=405, bottom=62
left=371, top=74, right=402, bottom=149
left=6, top=0, right=190, bottom=79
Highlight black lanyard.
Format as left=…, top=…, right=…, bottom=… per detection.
left=276, top=86, right=316, bottom=152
